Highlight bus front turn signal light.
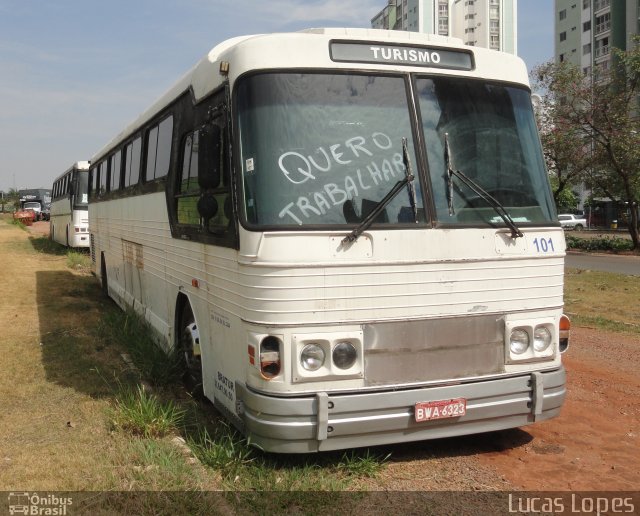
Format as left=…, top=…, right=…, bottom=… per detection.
left=559, top=315, right=570, bottom=353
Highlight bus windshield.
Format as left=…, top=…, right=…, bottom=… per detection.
left=236, top=72, right=555, bottom=229
left=237, top=72, right=425, bottom=227
left=74, top=170, right=89, bottom=209
left=416, top=76, right=556, bottom=225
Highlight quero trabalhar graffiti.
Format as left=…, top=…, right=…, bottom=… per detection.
left=275, top=132, right=407, bottom=224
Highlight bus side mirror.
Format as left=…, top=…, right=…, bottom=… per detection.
left=198, top=124, right=222, bottom=190
left=197, top=193, right=218, bottom=221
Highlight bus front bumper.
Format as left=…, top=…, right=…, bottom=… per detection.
left=235, top=367, right=566, bottom=453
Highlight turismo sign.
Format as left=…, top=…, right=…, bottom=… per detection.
left=330, top=42, right=474, bottom=70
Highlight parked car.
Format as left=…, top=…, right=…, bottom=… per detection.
left=558, top=213, right=587, bottom=231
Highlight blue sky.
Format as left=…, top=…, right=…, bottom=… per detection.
left=0, top=0, right=553, bottom=192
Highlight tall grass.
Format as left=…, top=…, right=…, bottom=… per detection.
left=189, top=419, right=389, bottom=493
left=66, top=250, right=92, bottom=272
left=111, top=385, right=186, bottom=438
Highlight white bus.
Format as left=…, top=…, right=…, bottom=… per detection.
left=51, top=161, right=90, bottom=248
left=89, top=28, right=570, bottom=453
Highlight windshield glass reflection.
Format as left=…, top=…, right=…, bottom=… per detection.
left=416, top=77, right=556, bottom=226
left=236, top=73, right=425, bottom=227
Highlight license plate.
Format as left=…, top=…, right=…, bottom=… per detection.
left=415, top=398, right=467, bottom=422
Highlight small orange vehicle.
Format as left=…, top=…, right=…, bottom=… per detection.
left=13, top=209, right=36, bottom=226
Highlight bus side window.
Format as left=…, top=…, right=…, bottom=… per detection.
left=111, top=150, right=122, bottom=191
left=124, top=136, right=142, bottom=188
left=198, top=118, right=231, bottom=232
left=89, top=166, right=98, bottom=199
left=99, top=161, right=108, bottom=196
left=176, top=131, right=201, bottom=225
left=175, top=116, right=233, bottom=237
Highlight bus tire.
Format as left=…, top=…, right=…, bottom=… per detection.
left=178, top=301, right=203, bottom=395
left=66, top=226, right=69, bottom=247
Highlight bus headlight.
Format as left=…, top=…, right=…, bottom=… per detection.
left=509, top=328, right=530, bottom=355
left=333, top=341, right=357, bottom=369
left=533, top=326, right=552, bottom=352
left=301, top=343, right=325, bottom=371
left=292, top=331, right=363, bottom=383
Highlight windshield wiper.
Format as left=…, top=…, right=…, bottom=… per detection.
left=342, top=137, right=417, bottom=244
left=403, top=137, right=419, bottom=224
left=445, top=133, right=523, bottom=239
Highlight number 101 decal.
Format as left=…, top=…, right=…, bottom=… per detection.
left=532, top=237, right=555, bottom=253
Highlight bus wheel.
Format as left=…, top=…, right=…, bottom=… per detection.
left=179, top=304, right=203, bottom=395
left=66, top=227, right=69, bottom=247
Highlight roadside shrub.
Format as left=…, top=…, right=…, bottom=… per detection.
left=565, top=235, right=634, bottom=252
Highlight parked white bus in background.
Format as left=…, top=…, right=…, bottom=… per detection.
left=51, top=161, right=90, bottom=248
left=89, top=28, right=570, bottom=453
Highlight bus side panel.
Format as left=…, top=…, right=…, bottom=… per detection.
left=50, top=198, right=72, bottom=247
left=94, top=193, right=172, bottom=348
left=167, top=241, right=245, bottom=418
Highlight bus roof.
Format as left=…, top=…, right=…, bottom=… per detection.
left=91, top=28, right=530, bottom=163
left=52, top=161, right=90, bottom=183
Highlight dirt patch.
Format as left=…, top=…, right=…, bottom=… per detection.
left=474, top=327, right=640, bottom=491
left=351, top=329, right=640, bottom=492
left=26, top=220, right=50, bottom=238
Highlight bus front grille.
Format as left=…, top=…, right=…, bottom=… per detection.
left=362, top=315, right=504, bottom=386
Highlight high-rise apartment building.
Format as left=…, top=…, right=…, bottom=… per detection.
left=371, top=0, right=517, bottom=54
left=555, top=0, right=639, bottom=74
left=554, top=1, right=639, bottom=220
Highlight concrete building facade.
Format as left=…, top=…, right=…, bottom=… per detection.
left=555, top=0, right=640, bottom=75
left=371, top=0, right=517, bottom=54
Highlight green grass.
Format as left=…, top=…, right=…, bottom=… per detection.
left=564, top=268, right=640, bottom=335
left=190, top=419, right=389, bottom=498
left=337, top=448, right=391, bottom=478
left=111, top=384, right=186, bottom=438
left=66, top=249, right=92, bottom=272
left=126, top=439, right=200, bottom=487
left=190, top=423, right=257, bottom=481
left=10, top=217, right=29, bottom=230
left=29, top=235, right=67, bottom=254
left=27, top=236, right=93, bottom=274
left=98, top=310, right=184, bottom=387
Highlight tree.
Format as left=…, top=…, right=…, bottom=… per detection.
left=533, top=36, right=640, bottom=248
left=532, top=88, right=594, bottom=208
left=4, top=188, right=20, bottom=211
left=548, top=175, right=578, bottom=213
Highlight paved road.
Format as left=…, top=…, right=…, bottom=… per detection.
left=565, top=252, right=640, bottom=275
